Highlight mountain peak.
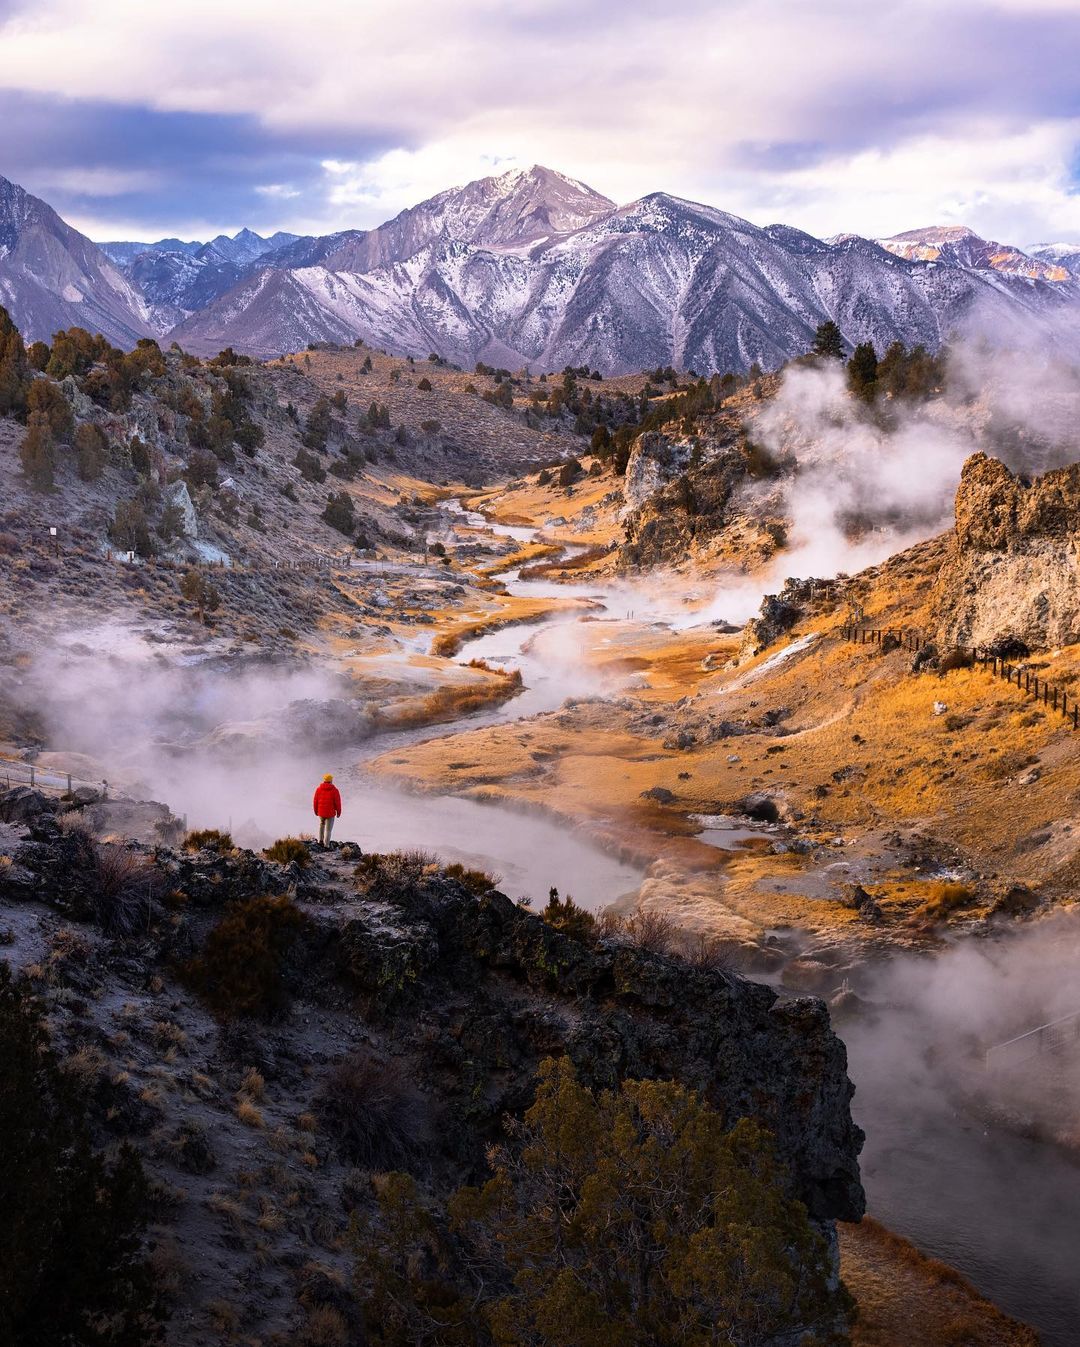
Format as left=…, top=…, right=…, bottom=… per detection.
left=877, top=224, right=1070, bottom=281
left=886, top=224, right=979, bottom=245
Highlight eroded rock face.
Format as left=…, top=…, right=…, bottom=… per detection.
left=620, top=426, right=749, bottom=568
left=935, top=453, right=1080, bottom=650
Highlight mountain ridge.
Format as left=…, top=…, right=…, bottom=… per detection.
left=3, top=167, right=1079, bottom=371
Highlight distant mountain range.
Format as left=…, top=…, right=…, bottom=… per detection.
left=1, top=166, right=1077, bottom=372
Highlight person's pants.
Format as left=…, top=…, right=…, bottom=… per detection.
left=318, top=816, right=335, bottom=845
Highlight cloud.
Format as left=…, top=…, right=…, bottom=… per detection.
left=1, top=0, right=1080, bottom=241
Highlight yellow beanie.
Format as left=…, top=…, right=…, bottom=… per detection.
left=323, top=773, right=333, bottom=782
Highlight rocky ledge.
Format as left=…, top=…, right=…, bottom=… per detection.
left=0, top=792, right=864, bottom=1342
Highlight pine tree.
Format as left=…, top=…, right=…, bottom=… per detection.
left=811, top=320, right=845, bottom=359
left=846, top=342, right=879, bottom=401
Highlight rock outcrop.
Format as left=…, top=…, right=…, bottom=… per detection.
left=935, top=452, right=1080, bottom=650
left=619, top=421, right=756, bottom=568
left=0, top=814, right=865, bottom=1242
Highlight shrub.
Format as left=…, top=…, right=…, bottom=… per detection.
left=110, top=498, right=156, bottom=558
left=542, top=887, right=596, bottom=941
left=556, top=457, right=582, bottom=487
left=0, top=964, right=162, bottom=1346
left=303, top=397, right=332, bottom=450
left=183, top=827, right=233, bottom=852
left=264, top=836, right=311, bottom=867
left=322, top=491, right=355, bottom=535
left=316, top=1048, right=430, bottom=1170
left=939, top=647, right=974, bottom=674
left=179, top=570, right=221, bottom=620
left=443, top=862, right=499, bottom=895
left=417, top=377, right=432, bottom=391
left=490, top=1069, right=840, bottom=1337
left=181, top=894, right=309, bottom=1020
left=27, top=377, right=74, bottom=440
left=356, top=1059, right=846, bottom=1346
left=621, top=908, right=678, bottom=955
left=294, top=447, right=327, bottom=483
left=73, top=421, right=109, bottom=481
left=19, top=413, right=55, bottom=489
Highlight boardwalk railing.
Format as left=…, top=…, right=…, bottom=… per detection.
left=985, top=1009, right=1080, bottom=1071
left=840, top=624, right=1080, bottom=731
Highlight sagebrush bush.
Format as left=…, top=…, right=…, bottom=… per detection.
left=264, top=836, right=311, bottom=867
left=354, top=851, right=437, bottom=892
left=184, top=828, right=233, bottom=852
left=316, top=1048, right=430, bottom=1170
left=181, top=894, right=308, bottom=1020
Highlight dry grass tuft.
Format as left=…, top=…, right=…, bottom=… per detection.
left=264, top=836, right=311, bottom=867
left=315, top=1048, right=430, bottom=1170
left=235, top=1097, right=265, bottom=1129
left=298, top=1306, right=349, bottom=1347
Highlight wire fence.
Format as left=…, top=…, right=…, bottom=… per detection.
left=840, top=623, right=1080, bottom=731
left=0, top=754, right=109, bottom=799
left=985, top=1009, right=1080, bottom=1071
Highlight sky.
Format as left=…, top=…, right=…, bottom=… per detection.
left=1, top=0, right=1080, bottom=247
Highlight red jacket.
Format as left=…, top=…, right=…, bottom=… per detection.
left=313, top=782, right=342, bottom=819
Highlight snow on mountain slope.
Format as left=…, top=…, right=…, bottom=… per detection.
left=877, top=225, right=1069, bottom=281
left=1029, top=242, right=1080, bottom=279
left=4, top=165, right=1078, bottom=371
left=177, top=178, right=1075, bottom=371
left=172, top=170, right=1075, bottom=371
left=318, top=165, right=615, bottom=274
left=0, top=175, right=152, bottom=346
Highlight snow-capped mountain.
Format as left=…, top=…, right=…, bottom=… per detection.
left=0, top=175, right=152, bottom=346
left=1029, top=242, right=1080, bottom=279
left=1, top=166, right=1077, bottom=372
left=877, top=225, right=1069, bottom=282
left=174, top=171, right=1078, bottom=371
left=100, top=227, right=304, bottom=326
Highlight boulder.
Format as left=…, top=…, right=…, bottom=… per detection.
left=0, top=787, right=59, bottom=824
left=162, top=480, right=198, bottom=540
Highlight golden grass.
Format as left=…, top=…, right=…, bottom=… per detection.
left=235, top=1097, right=264, bottom=1128
left=841, top=1217, right=1038, bottom=1347
left=518, top=543, right=611, bottom=578
left=477, top=541, right=562, bottom=576
left=430, top=595, right=579, bottom=657
left=374, top=668, right=522, bottom=730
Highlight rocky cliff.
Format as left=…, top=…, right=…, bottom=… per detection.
left=0, top=789, right=863, bottom=1343
left=935, top=452, right=1080, bottom=650
left=619, top=418, right=782, bottom=569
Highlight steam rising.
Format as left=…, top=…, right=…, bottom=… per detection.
left=694, top=323, right=1080, bottom=627
left=846, top=915, right=1080, bottom=1343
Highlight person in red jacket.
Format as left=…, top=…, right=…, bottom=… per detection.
left=313, top=773, right=342, bottom=847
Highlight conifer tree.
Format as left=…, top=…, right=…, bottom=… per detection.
left=847, top=342, right=879, bottom=401
left=811, top=320, right=845, bottom=359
